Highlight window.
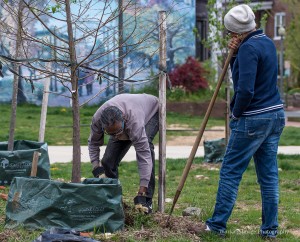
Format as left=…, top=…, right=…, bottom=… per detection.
left=274, top=12, right=286, bottom=39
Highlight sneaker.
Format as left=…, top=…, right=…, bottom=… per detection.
left=259, top=230, right=277, bottom=240
left=146, top=197, right=153, bottom=213
left=134, top=195, right=152, bottom=214
left=260, top=234, right=277, bottom=241
left=205, top=225, right=211, bottom=231
left=204, top=224, right=225, bottom=238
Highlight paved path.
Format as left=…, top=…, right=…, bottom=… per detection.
left=48, top=145, right=300, bottom=164
left=48, top=107, right=300, bottom=163
left=285, top=108, right=300, bottom=118
left=285, top=108, right=300, bottom=127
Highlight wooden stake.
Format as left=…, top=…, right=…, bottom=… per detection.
left=31, top=65, right=51, bottom=177
left=158, top=10, right=167, bottom=213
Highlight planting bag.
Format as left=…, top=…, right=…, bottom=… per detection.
left=203, top=138, right=226, bottom=163
left=5, top=177, right=124, bottom=232
left=0, top=140, right=50, bottom=185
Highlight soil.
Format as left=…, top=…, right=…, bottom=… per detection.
left=97, top=203, right=206, bottom=241
left=167, top=125, right=225, bottom=146
left=290, top=229, right=300, bottom=238
left=166, top=120, right=300, bottom=146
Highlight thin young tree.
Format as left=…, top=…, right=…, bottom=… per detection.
left=0, top=0, right=48, bottom=150
left=283, top=0, right=300, bottom=87
left=1, top=0, right=165, bottom=182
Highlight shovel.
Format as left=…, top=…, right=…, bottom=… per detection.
left=167, top=49, right=234, bottom=224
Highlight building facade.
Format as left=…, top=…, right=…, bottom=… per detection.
left=195, top=0, right=291, bottom=61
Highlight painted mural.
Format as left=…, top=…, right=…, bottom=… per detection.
left=0, top=0, right=195, bottom=107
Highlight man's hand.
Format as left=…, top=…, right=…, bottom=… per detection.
left=228, top=35, right=243, bottom=56
left=137, top=186, right=147, bottom=196
left=92, top=166, right=107, bottom=178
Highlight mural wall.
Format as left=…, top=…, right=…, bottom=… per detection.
left=0, top=0, right=195, bottom=107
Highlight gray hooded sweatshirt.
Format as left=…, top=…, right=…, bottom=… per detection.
left=88, top=93, right=159, bottom=188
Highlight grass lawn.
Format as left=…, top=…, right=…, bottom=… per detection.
left=0, top=155, right=300, bottom=241
left=0, top=103, right=299, bottom=241
left=0, top=104, right=299, bottom=146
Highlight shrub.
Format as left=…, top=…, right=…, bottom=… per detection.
left=168, top=57, right=208, bottom=92
left=288, top=87, right=300, bottom=95
left=167, top=86, right=186, bottom=101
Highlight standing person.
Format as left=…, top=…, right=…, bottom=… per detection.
left=205, top=4, right=285, bottom=239
left=88, top=93, right=159, bottom=214
left=85, top=64, right=94, bottom=95
left=77, top=68, right=85, bottom=97
left=85, top=74, right=94, bottom=95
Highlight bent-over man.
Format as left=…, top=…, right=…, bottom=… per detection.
left=88, top=93, right=159, bottom=214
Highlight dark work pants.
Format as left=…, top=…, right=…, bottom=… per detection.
left=101, top=112, right=159, bottom=198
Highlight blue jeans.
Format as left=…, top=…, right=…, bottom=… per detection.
left=101, top=112, right=159, bottom=198
left=206, top=109, right=285, bottom=237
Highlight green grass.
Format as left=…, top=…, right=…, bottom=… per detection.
left=1, top=155, right=299, bottom=241
left=0, top=104, right=299, bottom=146
left=0, top=104, right=105, bottom=145
left=279, top=127, right=300, bottom=145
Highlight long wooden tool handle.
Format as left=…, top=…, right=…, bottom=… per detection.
left=168, top=49, right=234, bottom=218
left=177, top=49, right=234, bottom=191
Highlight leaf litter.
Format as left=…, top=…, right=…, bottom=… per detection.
left=95, top=202, right=206, bottom=241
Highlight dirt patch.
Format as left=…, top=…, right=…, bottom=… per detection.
left=235, top=201, right=261, bottom=212
left=0, top=229, right=24, bottom=242
left=167, top=126, right=225, bottom=146
left=290, top=229, right=300, bottom=238
left=167, top=119, right=300, bottom=146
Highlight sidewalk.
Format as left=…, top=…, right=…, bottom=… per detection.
left=48, top=145, right=300, bottom=163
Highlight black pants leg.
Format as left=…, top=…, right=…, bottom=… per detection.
left=144, top=112, right=159, bottom=198
left=101, top=138, right=132, bottom=178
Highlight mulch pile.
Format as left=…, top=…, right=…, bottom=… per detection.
left=102, top=203, right=207, bottom=241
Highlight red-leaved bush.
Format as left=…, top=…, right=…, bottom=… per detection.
left=168, top=57, right=208, bottom=92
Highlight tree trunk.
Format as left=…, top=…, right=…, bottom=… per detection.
left=8, top=1, right=23, bottom=151
left=17, top=66, right=27, bottom=104
left=65, top=0, right=81, bottom=183
left=118, top=0, right=124, bottom=93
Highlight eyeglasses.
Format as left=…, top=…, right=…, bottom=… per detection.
left=103, top=121, right=124, bottom=136
left=226, top=31, right=234, bottom=37
left=226, top=31, right=242, bottom=38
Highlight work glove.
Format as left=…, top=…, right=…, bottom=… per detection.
left=133, top=193, right=152, bottom=214
left=92, top=166, right=107, bottom=178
